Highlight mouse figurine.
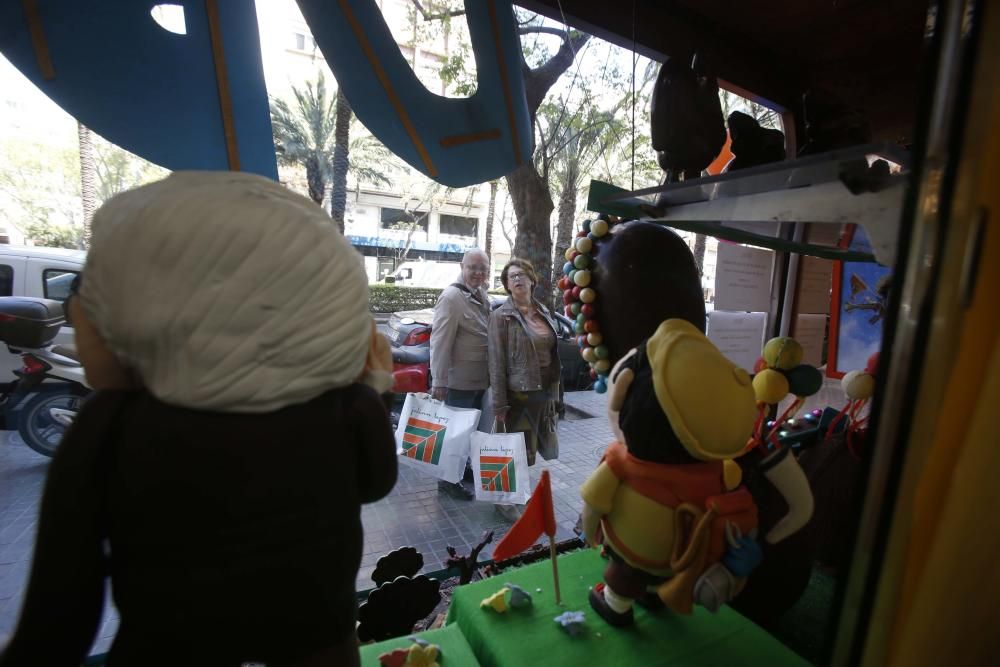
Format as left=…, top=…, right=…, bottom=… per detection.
left=580, top=319, right=814, bottom=626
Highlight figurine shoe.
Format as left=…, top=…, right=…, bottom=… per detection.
left=589, top=583, right=634, bottom=627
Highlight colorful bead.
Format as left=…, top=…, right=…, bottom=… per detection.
left=582, top=219, right=592, bottom=233
left=562, top=261, right=574, bottom=276
left=564, top=247, right=575, bottom=262
left=571, top=286, right=582, bottom=300
left=573, top=254, right=589, bottom=270
left=595, top=345, right=609, bottom=359
left=586, top=332, right=603, bottom=346
left=570, top=302, right=582, bottom=316
left=573, top=270, right=592, bottom=287
left=562, top=290, right=574, bottom=305
left=581, top=303, right=595, bottom=318
left=582, top=347, right=597, bottom=363
left=574, top=321, right=585, bottom=334
left=594, top=378, right=607, bottom=394
left=579, top=287, right=596, bottom=303
left=584, top=319, right=600, bottom=333
left=594, top=359, right=611, bottom=372
left=575, top=237, right=593, bottom=254
left=591, top=219, right=609, bottom=237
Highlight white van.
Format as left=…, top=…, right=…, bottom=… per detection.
left=0, top=246, right=86, bottom=381
left=387, top=260, right=462, bottom=288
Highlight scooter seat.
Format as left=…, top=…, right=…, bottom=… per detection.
left=51, top=345, right=79, bottom=362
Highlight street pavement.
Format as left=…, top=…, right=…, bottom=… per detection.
left=0, top=390, right=614, bottom=657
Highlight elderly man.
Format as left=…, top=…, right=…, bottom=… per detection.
left=430, top=248, right=491, bottom=500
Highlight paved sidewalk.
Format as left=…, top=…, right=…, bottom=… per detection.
left=0, top=391, right=612, bottom=654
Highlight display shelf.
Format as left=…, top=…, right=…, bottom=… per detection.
left=586, top=143, right=910, bottom=265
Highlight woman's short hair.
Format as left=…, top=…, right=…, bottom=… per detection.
left=500, top=258, right=538, bottom=294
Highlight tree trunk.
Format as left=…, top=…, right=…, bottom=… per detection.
left=693, top=233, right=707, bottom=277
left=78, top=122, right=97, bottom=247
left=507, top=162, right=555, bottom=304
left=507, top=29, right=590, bottom=308
left=330, top=88, right=352, bottom=233
left=484, top=180, right=498, bottom=261
left=552, top=156, right=579, bottom=300
left=305, top=154, right=325, bottom=205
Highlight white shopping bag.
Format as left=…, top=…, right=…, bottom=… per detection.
left=395, top=393, right=481, bottom=483
left=470, top=429, right=531, bottom=505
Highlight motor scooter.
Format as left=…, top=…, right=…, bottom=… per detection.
left=0, top=297, right=91, bottom=457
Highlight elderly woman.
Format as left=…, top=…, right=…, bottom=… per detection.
left=488, top=258, right=561, bottom=483
left=429, top=248, right=491, bottom=500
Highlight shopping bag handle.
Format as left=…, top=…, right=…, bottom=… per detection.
left=492, top=418, right=507, bottom=434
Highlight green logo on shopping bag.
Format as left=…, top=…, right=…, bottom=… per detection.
left=402, top=417, right=447, bottom=465
left=480, top=455, right=516, bottom=492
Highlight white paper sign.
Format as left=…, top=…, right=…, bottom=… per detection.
left=792, top=313, right=828, bottom=367
left=707, top=311, right=768, bottom=371
left=796, top=256, right=833, bottom=314
left=714, top=243, right=774, bottom=313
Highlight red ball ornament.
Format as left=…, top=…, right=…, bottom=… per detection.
left=590, top=368, right=598, bottom=380
left=576, top=230, right=587, bottom=238
left=866, top=352, right=880, bottom=375
left=569, top=250, right=579, bottom=262
left=753, top=356, right=768, bottom=374
left=577, top=335, right=588, bottom=347
left=581, top=303, right=595, bottom=318
left=584, top=320, right=600, bottom=334
left=571, top=286, right=582, bottom=300
left=562, top=290, right=574, bottom=305
left=557, top=277, right=569, bottom=290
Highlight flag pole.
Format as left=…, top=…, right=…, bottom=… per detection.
left=549, top=535, right=562, bottom=605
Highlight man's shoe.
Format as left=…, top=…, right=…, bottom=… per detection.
left=589, top=583, right=635, bottom=627
left=438, top=480, right=475, bottom=500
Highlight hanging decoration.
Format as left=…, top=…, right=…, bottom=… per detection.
left=825, top=351, right=878, bottom=458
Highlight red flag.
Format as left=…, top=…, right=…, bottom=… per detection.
left=491, top=470, right=557, bottom=562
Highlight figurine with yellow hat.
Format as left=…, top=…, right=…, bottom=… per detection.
left=580, top=319, right=815, bottom=626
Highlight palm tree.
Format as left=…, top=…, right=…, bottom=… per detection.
left=270, top=73, right=337, bottom=205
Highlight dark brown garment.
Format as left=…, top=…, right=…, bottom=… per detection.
left=0, top=385, right=397, bottom=666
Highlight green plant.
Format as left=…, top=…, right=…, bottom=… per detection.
left=369, top=285, right=444, bottom=313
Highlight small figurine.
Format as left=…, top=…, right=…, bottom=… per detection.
left=378, top=637, right=442, bottom=667
left=505, top=583, right=533, bottom=608
left=580, top=320, right=815, bottom=627
left=480, top=587, right=510, bottom=613
left=554, top=610, right=587, bottom=637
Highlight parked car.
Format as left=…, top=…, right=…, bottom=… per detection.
left=386, top=299, right=593, bottom=414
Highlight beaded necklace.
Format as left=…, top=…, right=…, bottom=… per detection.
left=557, top=213, right=621, bottom=394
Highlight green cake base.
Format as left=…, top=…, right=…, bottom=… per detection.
left=445, top=548, right=812, bottom=667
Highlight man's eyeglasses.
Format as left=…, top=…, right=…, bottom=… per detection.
left=464, top=265, right=489, bottom=274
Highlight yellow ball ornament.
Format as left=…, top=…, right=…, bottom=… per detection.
left=579, top=287, right=596, bottom=303
left=587, top=332, right=603, bottom=346
left=753, top=368, right=790, bottom=404
left=564, top=247, right=574, bottom=261
left=763, top=337, right=803, bottom=370
left=573, top=270, right=592, bottom=287
left=575, top=237, right=593, bottom=254
left=590, top=219, right=609, bottom=237
left=594, top=359, right=611, bottom=372
left=842, top=370, right=875, bottom=400
left=582, top=347, right=597, bottom=363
